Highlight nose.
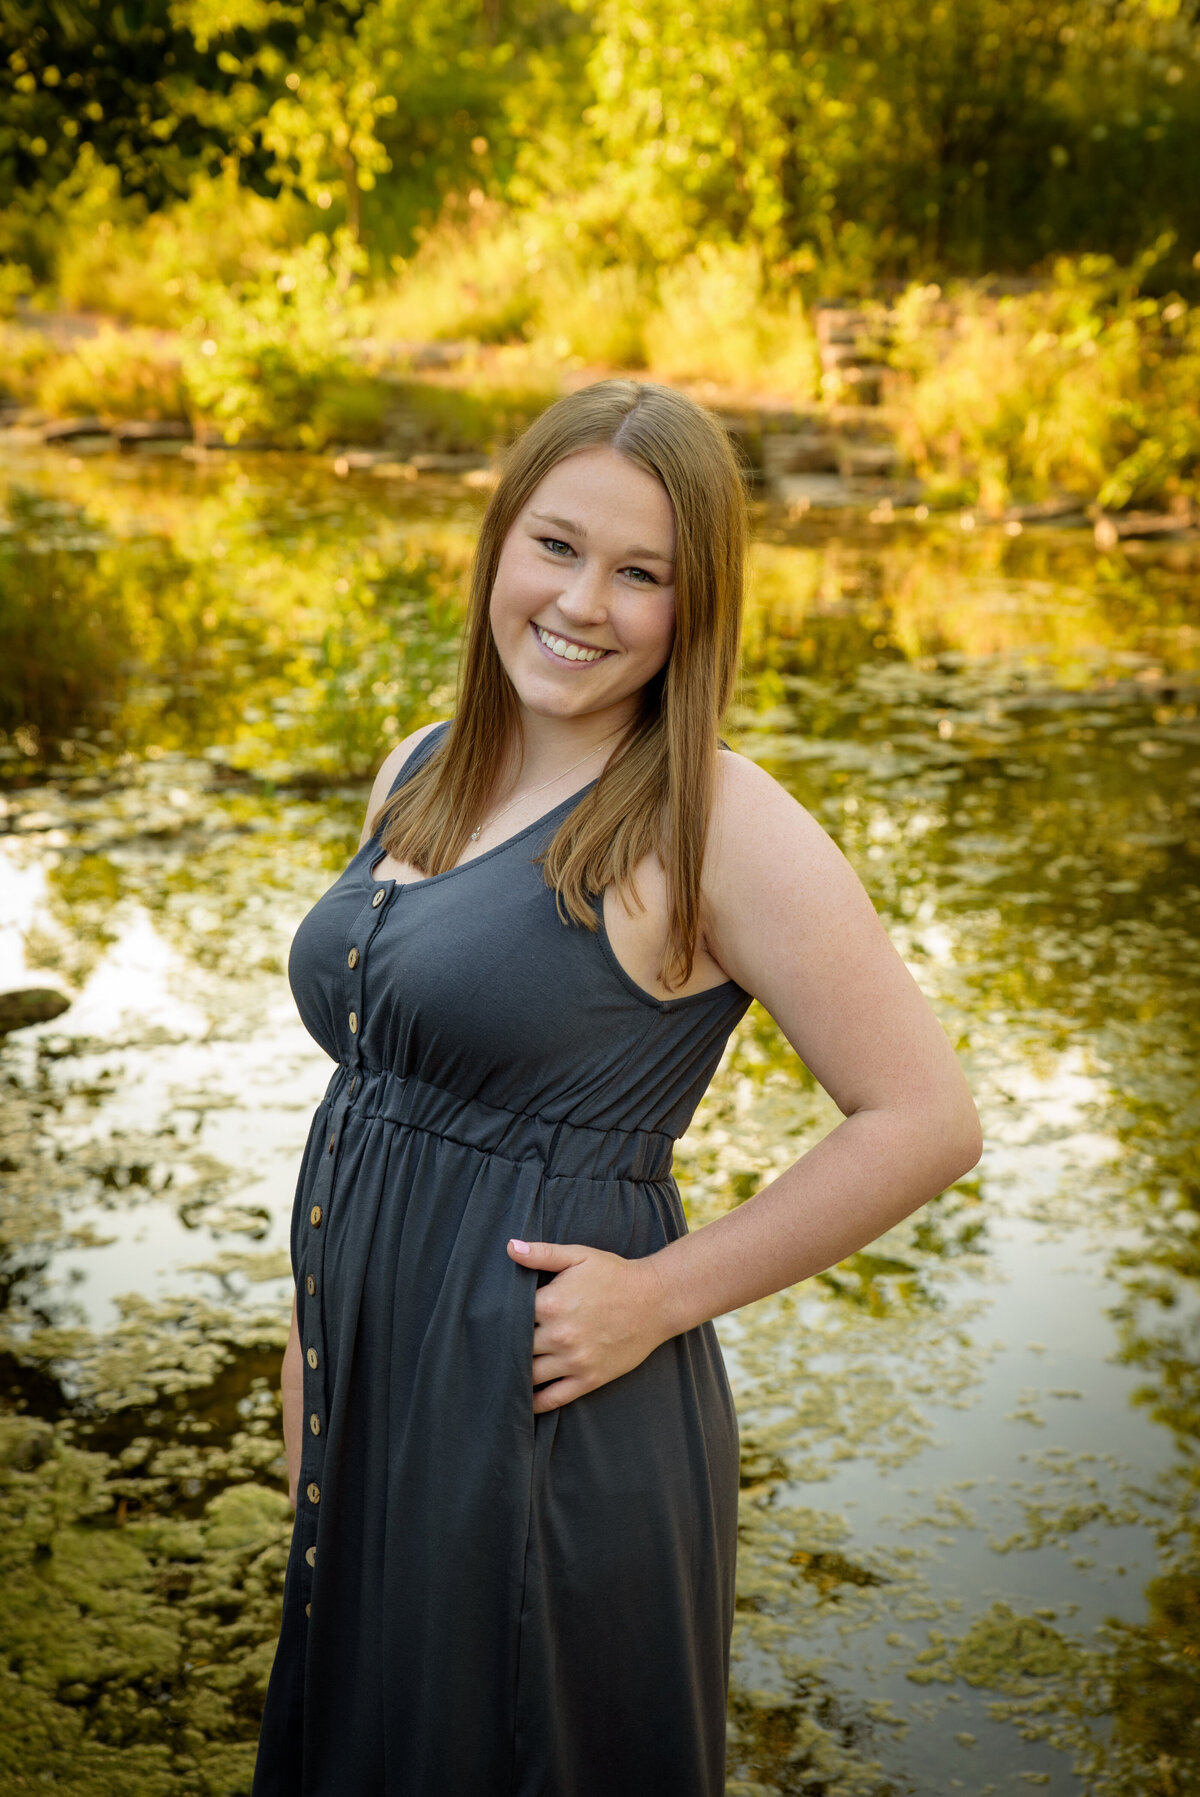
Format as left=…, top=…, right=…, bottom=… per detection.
left=555, top=559, right=610, bottom=626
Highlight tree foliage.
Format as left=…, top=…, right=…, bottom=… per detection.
left=558, top=0, right=1200, bottom=279
left=1, top=0, right=1198, bottom=283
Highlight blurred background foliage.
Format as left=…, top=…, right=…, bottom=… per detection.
left=0, top=0, right=1199, bottom=497
left=3, top=0, right=1199, bottom=285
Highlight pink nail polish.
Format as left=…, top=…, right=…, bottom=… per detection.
left=510, top=1239, right=531, bottom=1253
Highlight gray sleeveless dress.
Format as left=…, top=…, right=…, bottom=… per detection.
left=253, top=723, right=751, bottom=1797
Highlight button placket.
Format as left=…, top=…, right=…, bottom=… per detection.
left=295, top=880, right=395, bottom=1619
left=342, top=882, right=392, bottom=1073
left=297, top=1104, right=335, bottom=1587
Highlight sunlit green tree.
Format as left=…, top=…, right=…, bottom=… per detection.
left=535, top=0, right=1200, bottom=279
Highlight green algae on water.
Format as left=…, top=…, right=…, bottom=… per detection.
left=4, top=447, right=1200, bottom=1794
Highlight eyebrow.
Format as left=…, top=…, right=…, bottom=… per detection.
left=530, top=511, right=674, bottom=565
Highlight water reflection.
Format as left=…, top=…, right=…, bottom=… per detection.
left=2, top=444, right=1198, bottom=1793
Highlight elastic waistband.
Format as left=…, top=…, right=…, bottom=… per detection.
left=327, top=1063, right=675, bottom=1185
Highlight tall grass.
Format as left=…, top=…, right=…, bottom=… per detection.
left=892, top=250, right=1200, bottom=512
left=35, top=329, right=187, bottom=422
left=0, top=325, right=55, bottom=405
left=372, top=216, right=541, bottom=345
left=371, top=225, right=818, bottom=395
left=645, top=246, right=818, bottom=398
left=530, top=262, right=647, bottom=369
left=11, top=185, right=1199, bottom=508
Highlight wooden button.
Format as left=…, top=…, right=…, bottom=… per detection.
left=305, top=1601, right=311, bottom=1617
left=327, top=1132, right=335, bottom=1154
left=305, top=1545, right=316, bottom=1567
left=310, top=1205, right=322, bottom=1227
left=309, top=1412, right=321, bottom=1436
left=348, top=1011, right=358, bottom=1034
left=371, top=888, right=385, bottom=908
left=348, top=947, right=359, bottom=968
left=306, top=1347, right=318, bottom=1370
left=306, top=1482, right=320, bottom=1504
left=306, top=1275, right=316, bottom=1296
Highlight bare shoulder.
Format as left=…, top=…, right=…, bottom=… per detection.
left=703, top=748, right=978, bottom=1145
left=704, top=748, right=882, bottom=990
left=358, top=720, right=444, bottom=848
left=708, top=748, right=848, bottom=886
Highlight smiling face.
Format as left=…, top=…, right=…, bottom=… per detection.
left=488, top=445, right=678, bottom=729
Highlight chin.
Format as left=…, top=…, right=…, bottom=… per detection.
left=513, top=684, right=610, bottom=723
left=504, top=654, right=608, bottom=718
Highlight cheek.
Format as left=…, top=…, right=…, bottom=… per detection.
left=624, top=593, right=676, bottom=668
left=490, top=545, right=554, bottom=634
left=487, top=582, right=511, bottom=641
left=488, top=574, right=527, bottom=651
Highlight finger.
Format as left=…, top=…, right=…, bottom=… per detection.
left=532, top=1314, right=575, bottom=1348
left=508, top=1238, right=589, bottom=1272
left=532, top=1377, right=587, bottom=1415
left=532, top=1346, right=583, bottom=1379
left=531, top=1353, right=571, bottom=1383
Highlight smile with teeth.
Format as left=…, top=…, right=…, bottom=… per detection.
left=533, top=623, right=612, bottom=664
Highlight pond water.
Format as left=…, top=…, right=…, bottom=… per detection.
left=2, top=442, right=1199, bottom=1796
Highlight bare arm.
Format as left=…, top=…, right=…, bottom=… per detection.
left=511, top=751, right=982, bottom=1410
left=648, top=751, right=981, bottom=1332
left=282, top=1292, right=303, bottom=1506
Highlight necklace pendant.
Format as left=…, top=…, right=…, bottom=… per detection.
left=469, top=827, right=480, bottom=842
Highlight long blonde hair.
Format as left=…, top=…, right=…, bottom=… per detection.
left=374, top=379, right=747, bottom=987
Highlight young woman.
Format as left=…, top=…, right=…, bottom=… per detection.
left=252, top=379, right=981, bottom=1797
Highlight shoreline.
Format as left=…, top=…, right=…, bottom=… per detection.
left=2, top=309, right=1198, bottom=546
left=3, top=415, right=1196, bottom=551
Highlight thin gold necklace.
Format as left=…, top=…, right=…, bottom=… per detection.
left=468, top=730, right=622, bottom=843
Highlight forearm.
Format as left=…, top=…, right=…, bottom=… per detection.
left=281, top=1296, right=303, bottom=1505
left=649, top=1101, right=982, bottom=1338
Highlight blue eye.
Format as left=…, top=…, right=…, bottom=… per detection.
left=537, top=537, right=658, bottom=584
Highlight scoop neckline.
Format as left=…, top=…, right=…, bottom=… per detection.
left=363, top=775, right=601, bottom=891
left=362, top=773, right=746, bottom=1014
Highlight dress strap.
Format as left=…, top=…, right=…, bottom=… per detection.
left=383, top=718, right=452, bottom=805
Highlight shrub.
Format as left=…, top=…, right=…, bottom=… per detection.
left=55, top=168, right=311, bottom=330
left=891, top=249, right=1200, bottom=512
left=35, top=328, right=188, bottom=421
left=180, top=233, right=385, bottom=448
left=0, top=323, right=55, bottom=405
